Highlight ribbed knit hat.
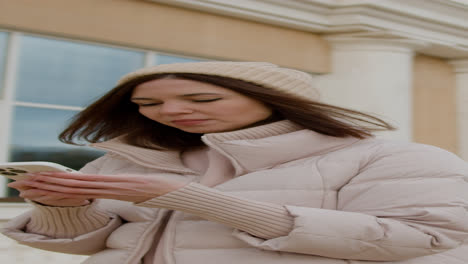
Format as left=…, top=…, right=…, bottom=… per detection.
left=117, top=61, right=318, bottom=101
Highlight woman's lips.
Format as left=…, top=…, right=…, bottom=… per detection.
left=171, top=119, right=209, bottom=126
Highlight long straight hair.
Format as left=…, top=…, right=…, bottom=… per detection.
left=59, top=73, right=395, bottom=150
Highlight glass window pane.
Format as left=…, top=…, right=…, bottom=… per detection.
left=156, top=54, right=202, bottom=65
left=0, top=32, right=8, bottom=95
left=9, top=106, right=103, bottom=166
left=7, top=106, right=103, bottom=196
left=15, top=35, right=145, bottom=107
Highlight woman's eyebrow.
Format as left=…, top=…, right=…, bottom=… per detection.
left=131, top=97, right=154, bottom=101
left=131, top=93, right=222, bottom=101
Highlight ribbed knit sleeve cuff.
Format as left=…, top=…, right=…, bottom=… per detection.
left=136, top=183, right=294, bottom=239
left=26, top=201, right=111, bottom=239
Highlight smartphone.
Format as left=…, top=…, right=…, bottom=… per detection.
left=0, top=161, right=77, bottom=181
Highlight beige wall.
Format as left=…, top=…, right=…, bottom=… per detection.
left=0, top=0, right=329, bottom=73
left=412, top=55, right=457, bottom=153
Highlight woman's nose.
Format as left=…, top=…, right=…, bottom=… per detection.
left=158, top=102, right=193, bottom=114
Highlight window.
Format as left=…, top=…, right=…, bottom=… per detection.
left=15, top=35, right=145, bottom=107
left=9, top=106, right=103, bottom=167
left=156, top=54, right=202, bottom=65
left=8, top=106, right=105, bottom=196
left=0, top=32, right=208, bottom=197
left=0, top=32, right=8, bottom=96
left=5, top=35, right=146, bottom=196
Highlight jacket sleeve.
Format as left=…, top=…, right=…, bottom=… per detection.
left=232, top=143, right=468, bottom=261
left=1, top=155, right=122, bottom=255
left=138, top=142, right=468, bottom=261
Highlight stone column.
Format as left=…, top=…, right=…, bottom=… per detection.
left=450, top=60, right=468, bottom=160
left=314, top=37, right=426, bottom=141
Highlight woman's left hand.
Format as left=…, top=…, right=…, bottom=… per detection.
left=17, top=172, right=191, bottom=203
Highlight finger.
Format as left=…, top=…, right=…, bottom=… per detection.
left=18, top=190, right=41, bottom=200
left=29, top=175, right=115, bottom=189
left=8, top=181, right=34, bottom=191
left=21, top=180, right=115, bottom=196
left=24, top=176, right=136, bottom=198
left=32, top=195, right=89, bottom=206
left=33, top=172, right=132, bottom=182
left=20, top=188, right=66, bottom=199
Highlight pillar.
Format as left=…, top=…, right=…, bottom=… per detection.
left=314, top=37, right=426, bottom=141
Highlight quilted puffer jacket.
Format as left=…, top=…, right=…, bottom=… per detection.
left=3, top=120, right=468, bottom=264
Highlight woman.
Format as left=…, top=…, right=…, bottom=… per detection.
left=3, top=61, right=468, bottom=264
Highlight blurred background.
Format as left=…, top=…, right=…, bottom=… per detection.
left=0, top=0, right=467, bottom=262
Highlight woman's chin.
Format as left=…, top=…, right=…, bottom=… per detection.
left=175, top=124, right=237, bottom=134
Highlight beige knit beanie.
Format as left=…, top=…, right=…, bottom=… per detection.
left=117, top=61, right=318, bottom=101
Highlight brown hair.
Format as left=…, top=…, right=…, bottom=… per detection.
left=59, top=73, right=395, bottom=150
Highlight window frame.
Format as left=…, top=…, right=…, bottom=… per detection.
left=0, top=30, right=205, bottom=198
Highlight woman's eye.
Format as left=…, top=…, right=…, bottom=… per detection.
left=192, top=98, right=222, bottom=103
left=139, top=103, right=161, bottom=107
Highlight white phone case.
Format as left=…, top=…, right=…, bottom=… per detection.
left=0, top=161, right=77, bottom=180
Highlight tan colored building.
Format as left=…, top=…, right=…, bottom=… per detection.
left=0, top=0, right=467, bottom=263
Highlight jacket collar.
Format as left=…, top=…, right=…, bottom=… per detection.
left=91, top=120, right=361, bottom=176
left=91, top=139, right=195, bottom=175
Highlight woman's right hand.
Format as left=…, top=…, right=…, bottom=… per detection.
left=8, top=179, right=91, bottom=207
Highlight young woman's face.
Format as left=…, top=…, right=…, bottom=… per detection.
left=131, top=78, right=273, bottom=133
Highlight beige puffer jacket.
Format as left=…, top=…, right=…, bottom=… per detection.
left=3, top=120, right=468, bottom=264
